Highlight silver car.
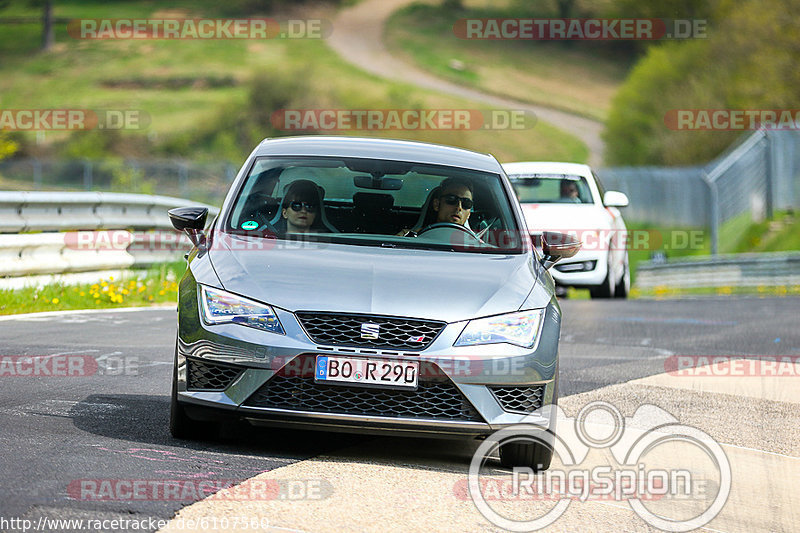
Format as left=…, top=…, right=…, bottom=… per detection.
left=168, top=136, right=579, bottom=469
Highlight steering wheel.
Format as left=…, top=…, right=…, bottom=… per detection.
left=417, top=222, right=480, bottom=240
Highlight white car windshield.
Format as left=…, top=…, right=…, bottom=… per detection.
left=225, top=156, right=524, bottom=253
left=510, top=174, right=593, bottom=204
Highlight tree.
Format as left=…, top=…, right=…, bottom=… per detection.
left=603, top=0, right=800, bottom=165
left=41, top=0, right=53, bottom=50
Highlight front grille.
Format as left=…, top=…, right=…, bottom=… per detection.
left=186, top=358, right=243, bottom=391
left=244, top=356, right=482, bottom=422
left=295, top=312, right=445, bottom=350
left=490, top=385, right=546, bottom=413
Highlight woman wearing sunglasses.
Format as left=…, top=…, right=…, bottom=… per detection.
left=279, top=179, right=325, bottom=234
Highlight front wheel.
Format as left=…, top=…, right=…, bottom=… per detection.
left=499, top=439, right=554, bottom=471
left=614, top=256, right=630, bottom=299
left=169, top=348, right=218, bottom=440
left=590, top=254, right=615, bottom=299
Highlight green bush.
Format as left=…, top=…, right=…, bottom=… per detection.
left=604, top=0, right=800, bottom=165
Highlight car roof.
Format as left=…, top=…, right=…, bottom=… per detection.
left=253, top=136, right=503, bottom=173
left=502, top=161, right=593, bottom=177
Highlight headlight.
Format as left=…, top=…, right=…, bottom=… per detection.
left=455, top=309, right=544, bottom=348
left=199, top=285, right=284, bottom=334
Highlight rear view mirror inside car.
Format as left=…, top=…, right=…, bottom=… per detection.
left=353, top=175, right=404, bottom=190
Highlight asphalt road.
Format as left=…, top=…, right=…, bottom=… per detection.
left=0, top=297, right=797, bottom=531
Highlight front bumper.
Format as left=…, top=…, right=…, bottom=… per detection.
left=176, top=277, right=560, bottom=438
left=549, top=249, right=608, bottom=288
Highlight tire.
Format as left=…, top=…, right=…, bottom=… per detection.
left=590, top=253, right=615, bottom=299
left=498, top=362, right=558, bottom=471
left=169, top=348, right=219, bottom=440
left=169, top=358, right=196, bottom=439
left=499, top=439, right=554, bottom=471
left=614, top=255, right=630, bottom=299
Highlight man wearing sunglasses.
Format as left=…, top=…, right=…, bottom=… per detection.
left=432, top=177, right=474, bottom=226
left=396, top=178, right=474, bottom=237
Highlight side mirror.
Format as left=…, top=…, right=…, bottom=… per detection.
left=168, top=207, right=208, bottom=248
left=534, top=231, right=581, bottom=270
left=603, top=191, right=629, bottom=208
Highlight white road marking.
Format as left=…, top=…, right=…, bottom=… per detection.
left=0, top=305, right=174, bottom=322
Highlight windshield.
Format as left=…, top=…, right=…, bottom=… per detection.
left=225, top=156, right=524, bottom=253
left=509, top=174, right=594, bottom=204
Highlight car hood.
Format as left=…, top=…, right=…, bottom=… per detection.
left=521, top=204, right=612, bottom=233
left=208, top=233, right=539, bottom=323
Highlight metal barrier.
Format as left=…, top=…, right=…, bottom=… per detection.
left=635, top=252, right=800, bottom=289
left=598, top=130, right=800, bottom=254
left=0, top=192, right=218, bottom=279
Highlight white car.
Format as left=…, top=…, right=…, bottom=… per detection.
left=503, top=162, right=630, bottom=299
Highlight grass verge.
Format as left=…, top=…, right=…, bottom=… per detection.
left=0, top=262, right=185, bottom=315
left=0, top=0, right=587, bottom=165
left=384, top=3, right=631, bottom=122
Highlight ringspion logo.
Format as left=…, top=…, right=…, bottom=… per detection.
left=467, top=402, right=730, bottom=531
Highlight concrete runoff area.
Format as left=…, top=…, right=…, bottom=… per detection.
left=158, top=361, right=798, bottom=532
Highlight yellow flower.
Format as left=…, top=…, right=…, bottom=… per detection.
left=101, top=281, right=108, bottom=287
left=52, top=298, right=59, bottom=304
left=121, top=289, right=129, bottom=295
left=79, top=292, right=85, bottom=297
left=159, top=290, right=166, bottom=296
left=109, top=276, right=114, bottom=281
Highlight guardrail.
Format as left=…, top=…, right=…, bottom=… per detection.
left=635, top=252, right=800, bottom=289
left=0, top=191, right=218, bottom=280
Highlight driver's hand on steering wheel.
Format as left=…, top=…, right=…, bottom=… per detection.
left=395, top=227, right=419, bottom=237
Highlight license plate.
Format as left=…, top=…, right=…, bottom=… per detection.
left=315, top=356, right=419, bottom=389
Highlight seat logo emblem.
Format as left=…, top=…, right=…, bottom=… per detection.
left=361, top=323, right=380, bottom=339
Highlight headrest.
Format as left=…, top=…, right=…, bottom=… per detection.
left=352, top=192, right=394, bottom=211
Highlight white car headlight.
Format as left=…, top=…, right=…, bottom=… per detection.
left=455, top=309, right=544, bottom=348
left=200, top=285, right=284, bottom=334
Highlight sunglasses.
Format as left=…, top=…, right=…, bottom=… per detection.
left=288, top=201, right=317, bottom=212
left=440, top=194, right=474, bottom=210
